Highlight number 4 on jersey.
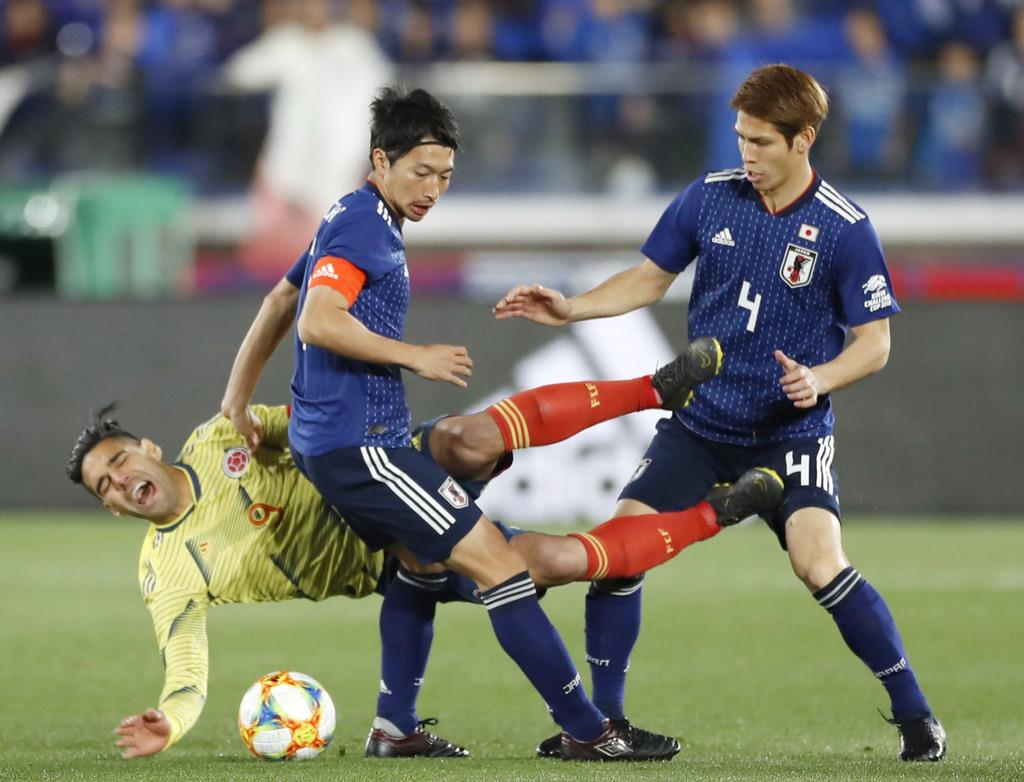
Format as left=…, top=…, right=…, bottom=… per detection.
left=738, top=280, right=762, bottom=332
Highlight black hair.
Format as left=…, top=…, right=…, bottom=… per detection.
left=369, top=86, right=461, bottom=164
left=67, top=403, right=140, bottom=486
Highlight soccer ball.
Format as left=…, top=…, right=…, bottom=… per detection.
left=238, top=671, right=335, bottom=760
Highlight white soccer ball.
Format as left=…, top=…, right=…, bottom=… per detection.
left=237, top=670, right=335, bottom=761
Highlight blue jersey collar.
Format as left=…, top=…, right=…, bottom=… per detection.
left=752, top=171, right=820, bottom=217
left=361, top=179, right=403, bottom=231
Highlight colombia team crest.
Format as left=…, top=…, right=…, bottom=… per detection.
left=779, top=243, right=818, bottom=289
left=222, top=447, right=251, bottom=478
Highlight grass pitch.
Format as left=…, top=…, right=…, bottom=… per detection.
left=1, top=513, right=1022, bottom=782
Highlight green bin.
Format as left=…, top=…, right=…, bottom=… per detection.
left=53, top=174, right=194, bottom=298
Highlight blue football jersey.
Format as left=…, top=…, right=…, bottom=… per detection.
left=642, top=168, right=900, bottom=446
left=289, top=182, right=411, bottom=456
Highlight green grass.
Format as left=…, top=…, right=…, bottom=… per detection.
left=1, top=513, right=1022, bottom=781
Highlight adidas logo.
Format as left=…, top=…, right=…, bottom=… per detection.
left=711, top=228, right=736, bottom=247
left=311, top=262, right=339, bottom=280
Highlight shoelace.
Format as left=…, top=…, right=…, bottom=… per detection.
left=877, top=708, right=932, bottom=727
left=412, top=718, right=469, bottom=756
left=415, top=717, right=445, bottom=742
left=614, top=720, right=669, bottom=746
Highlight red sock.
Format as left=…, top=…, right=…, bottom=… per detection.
left=485, top=377, right=659, bottom=451
left=570, top=502, right=721, bottom=580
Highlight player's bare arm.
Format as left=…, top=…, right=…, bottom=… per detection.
left=114, top=708, right=172, bottom=759
left=221, top=275, right=300, bottom=449
left=298, top=284, right=473, bottom=388
left=493, top=259, right=676, bottom=324
left=776, top=318, right=891, bottom=408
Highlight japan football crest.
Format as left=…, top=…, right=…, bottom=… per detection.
left=438, top=477, right=469, bottom=509
left=779, top=243, right=818, bottom=289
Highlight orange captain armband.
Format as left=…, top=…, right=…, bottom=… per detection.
left=307, top=256, right=366, bottom=306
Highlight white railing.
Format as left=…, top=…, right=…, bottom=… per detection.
left=193, top=192, right=1024, bottom=248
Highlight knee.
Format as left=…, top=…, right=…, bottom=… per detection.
left=401, top=559, right=446, bottom=576
left=435, top=416, right=496, bottom=464
left=789, top=553, right=846, bottom=592
left=390, top=545, right=445, bottom=575
left=784, top=510, right=847, bottom=592
left=448, top=520, right=527, bottom=589
left=525, top=539, right=585, bottom=588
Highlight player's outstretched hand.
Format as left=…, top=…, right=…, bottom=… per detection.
left=776, top=350, right=820, bottom=408
left=226, top=406, right=264, bottom=451
left=114, top=708, right=171, bottom=759
left=411, top=344, right=474, bottom=388
left=493, top=284, right=571, bottom=326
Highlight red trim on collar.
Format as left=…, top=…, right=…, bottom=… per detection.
left=758, top=170, right=818, bottom=216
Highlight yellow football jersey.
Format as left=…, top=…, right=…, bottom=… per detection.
left=138, top=405, right=383, bottom=747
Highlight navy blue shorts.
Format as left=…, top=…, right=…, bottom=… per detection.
left=619, top=416, right=841, bottom=549
left=293, top=445, right=484, bottom=564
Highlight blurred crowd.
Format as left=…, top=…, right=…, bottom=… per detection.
left=1, top=0, right=1024, bottom=195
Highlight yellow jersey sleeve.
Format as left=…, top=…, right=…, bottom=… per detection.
left=141, top=536, right=211, bottom=749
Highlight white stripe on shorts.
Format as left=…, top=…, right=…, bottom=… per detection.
left=816, top=435, right=835, bottom=495
left=360, top=447, right=455, bottom=535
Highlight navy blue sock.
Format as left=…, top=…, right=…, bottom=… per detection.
left=481, top=571, right=605, bottom=741
left=585, top=577, right=643, bottom=720
left=376, top=568, right=444, bottom=735
left=815, top=566, right=932, bottom=719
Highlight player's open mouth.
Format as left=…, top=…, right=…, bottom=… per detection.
left=746, top=171, right=763, bottom=183
left=133, top=480, right=154, bottom=507
left=409, top=204, right=431, bottom=217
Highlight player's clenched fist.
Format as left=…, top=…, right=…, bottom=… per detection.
left=114, top=708, right=171, bottom=759
left=225, top=406, right=264, bottom=451
left=410, top=344, right=474, bottom=387
left=493, top=284, right=572, bottom=326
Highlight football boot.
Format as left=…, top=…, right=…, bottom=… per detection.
left=705, top=466, right=785, bottom=526
left=886, top=713, right=947, bottom=761
left=652, top=337, right=723, bottom=409
left=364, top=718, right=469, bottom=758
